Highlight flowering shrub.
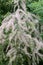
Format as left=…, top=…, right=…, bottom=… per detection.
left=0, top=0, right=43, bottom=65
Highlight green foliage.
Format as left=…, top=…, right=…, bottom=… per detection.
left=26, top=0, right=43, bottom=23
left=0, top=0, right=14, bottom=25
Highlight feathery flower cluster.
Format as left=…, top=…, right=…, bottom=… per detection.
left=0, top=0, right=43, bottom=65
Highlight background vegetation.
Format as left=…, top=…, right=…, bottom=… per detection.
left=0, top=0, right=14, bottom=25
